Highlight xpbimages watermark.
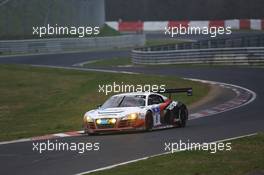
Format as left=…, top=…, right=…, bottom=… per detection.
left=164, top=140, right=232, bottom=154
left=32, top=140, right=100, bottom=154
left=165, top=24, right=232, bottom=38
left=98, top=82, right=166, bottom=95
left=32, top=24, right=100, bottom=38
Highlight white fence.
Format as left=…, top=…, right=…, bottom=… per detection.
left=132, top=35, right=264, bottom=65
left=132, top=47, right=264, bottom=65
left=0, top=34, right=145, bottom=54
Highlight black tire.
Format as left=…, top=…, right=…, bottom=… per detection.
left=169, top=107, right=179, bottom=125
left=177, top=106, right=188, bottom=128
left=88, top=132, right=98, bottom=136
left=85, top=129, right=97, bottom=136
left=145, top=111, right=153, bottom=131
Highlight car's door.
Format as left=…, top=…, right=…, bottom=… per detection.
left=148, top=94, right=164, bottom=126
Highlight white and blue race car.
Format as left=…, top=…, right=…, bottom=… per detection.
left=83, top=88, right=192, bottom=134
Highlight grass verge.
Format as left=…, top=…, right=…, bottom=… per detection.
left=0, top=64, right=209, bottom=141
left=97, top=24, right=121, bottom=37
left=0, top=24, right=121, bottom=40
left=88, top=133, right=264, bottom=175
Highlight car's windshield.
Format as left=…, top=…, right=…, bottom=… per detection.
left=101, top=95, right=146, bottom=108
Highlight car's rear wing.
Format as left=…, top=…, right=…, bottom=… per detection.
left=158, top=88, right=193, bottom=99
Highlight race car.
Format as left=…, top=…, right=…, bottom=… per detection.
left=83, top=88, right=192, bottom=135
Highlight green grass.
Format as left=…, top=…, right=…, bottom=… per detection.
left=88, top=133, right=264, bottom=175
left=97, top=24, right=121, bottom=37
left=0, top=23, right=120, bottom=40
left=0, top=64, right=209, bottom=141
left=84, top=57, right=132, bottom=67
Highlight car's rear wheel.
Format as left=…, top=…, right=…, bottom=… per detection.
left=145, top=111, right=153, bottom=131
left=177, top=106, right=188, bottom=128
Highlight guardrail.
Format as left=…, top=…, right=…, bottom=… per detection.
left=132, top=47, right=264, bottom=64
left=0, top=34, right=145, bottom=55
left=132, top=34, right=264, bottom=65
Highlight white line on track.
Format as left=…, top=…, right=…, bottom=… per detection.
left=75, top=132, right=258, bottom=175
left=53, top=133, right=70, bottom=137
left=0, top=138, right=31, bottom=145
left=32, top=65, right=140, bottom=75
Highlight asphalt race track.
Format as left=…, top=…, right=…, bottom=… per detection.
left=0, top=49, right=129, bottom=66
left=0, top=36, right=264, bottom=174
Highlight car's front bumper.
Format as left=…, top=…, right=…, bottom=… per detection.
left=83, top=118, right=145, bottom=134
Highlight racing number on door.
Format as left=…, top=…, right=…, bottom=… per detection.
left=152, top=106, right=161, bottom=126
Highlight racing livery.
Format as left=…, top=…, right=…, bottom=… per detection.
left=83, top=88, right=192, bottom=135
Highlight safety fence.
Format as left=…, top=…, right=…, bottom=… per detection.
left=0, top=34, right=145, bottom=55
left=131, top=35, right=264, bottom=65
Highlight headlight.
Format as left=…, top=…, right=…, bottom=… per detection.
left=96, top=118, right=116, bottom=124
left=122, top=113, right=138, bottom=120
left=109, top=118, right=117, bottom=124
left=96, top=119, right=102, bottom=124
left=85, top=116, right=93, bottom=123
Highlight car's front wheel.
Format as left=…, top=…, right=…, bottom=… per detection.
left=145, top=111, right=153, bottom=131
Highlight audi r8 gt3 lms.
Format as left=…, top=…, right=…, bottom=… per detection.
left=83, top=88, right=192, bottom=135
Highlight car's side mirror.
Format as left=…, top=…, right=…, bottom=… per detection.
left=97, top=104, right=102, bottom=108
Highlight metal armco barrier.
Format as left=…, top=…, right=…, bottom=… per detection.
left=132, top=35, right=264, bottom=65
left=0, top=34, right=145, bottom=55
